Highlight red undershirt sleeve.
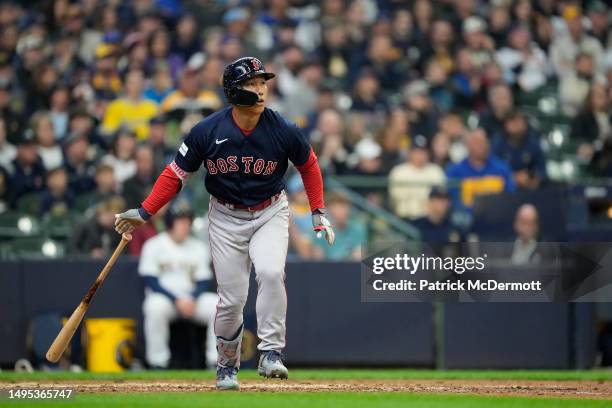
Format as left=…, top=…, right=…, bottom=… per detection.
left=295, top=148, right=325, bottom=212
left=140, top=163, right=184, bottom=216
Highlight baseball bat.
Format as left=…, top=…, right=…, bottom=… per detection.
left=46, top=233, right=132, bottom=363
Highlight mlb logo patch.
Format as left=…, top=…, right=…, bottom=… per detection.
left=179, top=143, right=189, bottom=156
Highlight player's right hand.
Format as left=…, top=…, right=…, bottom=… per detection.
left=114, top=208, right=146, bottom=234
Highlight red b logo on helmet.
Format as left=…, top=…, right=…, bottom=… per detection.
left=251, top=58, right=261, bottom=70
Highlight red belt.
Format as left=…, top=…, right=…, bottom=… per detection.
left=215, top=192, right=283, bottom=212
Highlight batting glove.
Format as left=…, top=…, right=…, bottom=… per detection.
left=312, top=209, right=335, bottom=246
left=114, top=208, right=148, bottom=234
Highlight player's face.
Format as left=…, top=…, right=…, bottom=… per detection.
left=241, top=76, right=268, bottom=113
left=170, top=217, right=192, bottom=243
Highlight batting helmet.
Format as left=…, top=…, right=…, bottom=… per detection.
left=164, top=201, right=194, bottom=230
left=222, top=57, right=275, bottom=106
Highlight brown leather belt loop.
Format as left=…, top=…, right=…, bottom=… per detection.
left=215, top=192, right=283, bottom=212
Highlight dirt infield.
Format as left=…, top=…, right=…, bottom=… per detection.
left=2, top=379, right=611, bottom=399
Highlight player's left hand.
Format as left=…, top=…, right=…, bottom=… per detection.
left=312, top=209, right=335, bottom=246
left=114, top=208, right=146, bottom=234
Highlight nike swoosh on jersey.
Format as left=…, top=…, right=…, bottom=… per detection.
left=215, top=138, right=229, bottom=144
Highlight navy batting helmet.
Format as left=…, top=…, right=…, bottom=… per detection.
left=164, top=200, right=194, bottom=230
left=223, top=57, right=275, bottom=106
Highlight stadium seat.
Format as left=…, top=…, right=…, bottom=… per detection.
left=15, top=192, right=42, bottom=216
left=0, top=211, right=42, bottom=239
left=42, top=212, right=81, bottom=240
left=74, top=193, right=96, bottom=213
left=7, top=237, right=65, bottom=258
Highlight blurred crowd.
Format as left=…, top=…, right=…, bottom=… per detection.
left=0, top=0, right=610, bottom=259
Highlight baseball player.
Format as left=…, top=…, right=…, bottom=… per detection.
left=115, top=57, right=334, bottom=390
left=138, top=203, right=218, bottom=369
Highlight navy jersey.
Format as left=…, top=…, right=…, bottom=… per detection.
left=174, top=107, right=311, bottom=206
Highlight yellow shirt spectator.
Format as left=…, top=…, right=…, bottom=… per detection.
left=102, top=69, right=159, bottom=140
left=102, top=98, right=159, bottom=140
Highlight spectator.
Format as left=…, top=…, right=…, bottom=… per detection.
left=404, top=79, right=439, bottom=139
left=68, top=109, right=100, bottom=149
left=8, top=132, right=45, bottom=201
left=77, top=163, right=118, bottom=211
left=101, top=128, right=137, bottom=187
left=144, top=63, right=175, bottom=105
left=431, top=131, right=452, bottom=168
left=200, top=56, right=225, bottom=104
left=48, top=85, right=71, bottom=140
left=90, top=43, right=122, bottom=100
left=511, top=204, right=545, bottom=265
left=379, top=109, right=409, bottom=174
left=68, top=196, right=125, bottom=258
left=139, top=204, right=218, bottom=369
left=161, top=67, right=222, bottom=116
left=495, top=25, right=550, bottom=92
left=446, top=128, right=515, bottom=210
left=346, top=137, right=385, bottom=205
left=0, top=117, right=16, bottom=170
left=559, top=52, right=600, bottom=117
left=62, top=132, right=96, bottom=194
left=171, top=14, right=201, bottom=62
left=318, top=22, right=352, bottom=86
left=102, top=68, right=159, bottom=140
left=479, top=83, right=515, bottom=139
left=0, top=78, right=25, bottom=144
left=550, top=5, right=605, bottom=78
left=438, top=112, right=468, bottom=163
left=413, top=186, right=462, bottom=243
left=284, top=62, right=324, bottom=122
left=451, top=47, right=484, bottom=111
left=488, top=5, right=512, bottom=48
left=462, top=16, right=495, bottom=71
left=425, top=60, right=454, bottom=113
left=286, top=175, right=320, bottom=260
left=40, top=166, right=74, bottom=217
left=492, top=110, right=547, bottom=190
left=571, top=83, right=612, bottom=165
left=32, top=112, right=63, bottom=171
left=533, top=12, right=554, bottom=53
left=148, top=28, right=184, bottom=81
left=148, top=115, right=174, bottom=175
left=123, top=144, right=155, bottom=208
left=388, top=135, right=446, bottom=220
left=412, top=0, right=434, bottom=48
left=313, top=193, right=366, bottom=260
left=417, top=19, right=454, bottom=74
left=127, top=207, right=163, bottom=257
left=356, top=34, right=408, bottom=93
left=351, top=69, right=386, bottom=113
left=309, top=109, right=348, bottom=173
left=586, top=1, right=611, bottom=50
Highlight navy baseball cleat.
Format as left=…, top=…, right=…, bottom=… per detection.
left=258, top=350, right=289, bottom=379
left=216, top=365, right=239, bottom=390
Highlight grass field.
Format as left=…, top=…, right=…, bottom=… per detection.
left=1, top=369, right=611, bottom=407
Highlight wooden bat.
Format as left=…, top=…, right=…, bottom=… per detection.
left=46, top=233, right=132, bottom=363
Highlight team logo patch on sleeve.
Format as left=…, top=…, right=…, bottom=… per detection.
left=179, top=142, right=189, bottom=156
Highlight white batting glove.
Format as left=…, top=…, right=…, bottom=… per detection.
left=114, top=208, right=147, bottom=234
left=312, top=209, right=335, bottom=246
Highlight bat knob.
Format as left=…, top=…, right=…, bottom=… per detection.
left=46, top=351, right=60, bottom=363
left=122, top=233, right=133, bottom=242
